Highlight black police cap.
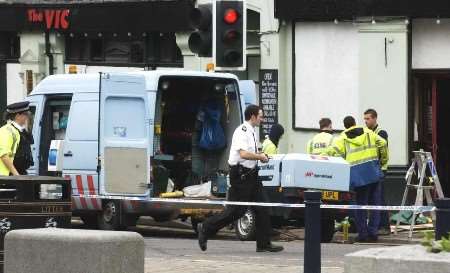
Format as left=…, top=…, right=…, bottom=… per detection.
left=6, top=101, right=30, bottom=114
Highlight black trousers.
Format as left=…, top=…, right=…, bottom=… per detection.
left=202, top=166, right=271, bottom=248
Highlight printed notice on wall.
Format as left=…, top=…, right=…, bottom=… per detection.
left=259, top=69, right=278, bottom=141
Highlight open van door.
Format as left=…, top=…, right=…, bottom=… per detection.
left=239, top=80, right=257, bottom=114
left=99, top=73, right=150, bottom=196
left=239, top=80, right=259, bottom=140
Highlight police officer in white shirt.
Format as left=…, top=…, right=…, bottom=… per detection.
left=197, top=104, right=284, bottom=253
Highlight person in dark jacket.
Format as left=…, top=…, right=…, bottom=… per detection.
left=262, top=123, right=284, bottom=155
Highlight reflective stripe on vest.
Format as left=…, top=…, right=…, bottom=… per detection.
left=309, top=132, right=334, bottom=155
left=344, top=133, right=380, bottom=166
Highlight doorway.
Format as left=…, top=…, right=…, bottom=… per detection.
left=413, top=73, right=450, bottom=196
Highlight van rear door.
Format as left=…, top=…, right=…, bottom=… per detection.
left=99, top=73, right=150, bottom=196
left=25, top=96, right=44, bottom=175
left=238, top=80, right=257, bottom=114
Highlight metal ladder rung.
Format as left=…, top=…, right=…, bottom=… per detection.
left=408, top=185, right=434, bottom=189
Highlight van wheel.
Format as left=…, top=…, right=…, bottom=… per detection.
left=321, top=217, right=336, bottom=243
left=234, top=208, right=256, bottom=241
left=98, top=200, right=124, bottom=230
left=81, top=215, right=98, bottom=229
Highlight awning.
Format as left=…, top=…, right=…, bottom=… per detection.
left=275, top=0, right=450, bottom=21
left=0, top=0, right=193, bottom=32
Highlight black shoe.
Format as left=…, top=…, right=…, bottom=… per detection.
left=256, top=243, right=284, bottom=252
left=367, top=236, right=378, bottom=243
left=197, top=223, right=207, bottom=251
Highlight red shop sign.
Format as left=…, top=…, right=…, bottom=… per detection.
left=27, top=9, right=70, bottom=30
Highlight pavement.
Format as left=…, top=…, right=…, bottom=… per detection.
left=74, top=217, right=431, bottom=273
left=132, top=217, right=431, bottom=273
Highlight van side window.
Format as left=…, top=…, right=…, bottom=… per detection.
left=27, top=106, right=36, bottom=132
left=48, top=100, right=71, bottom=140
left=67, top=101, right=99, bottom=141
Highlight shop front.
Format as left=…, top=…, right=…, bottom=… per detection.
left=0, top=0, right=193, bottom=112
left=275, top=0, right=450, bottom=202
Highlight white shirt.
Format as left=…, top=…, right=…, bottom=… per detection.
left=10, top=121, right=25, bottom=132
left=228, top=121, right=258, bottom=169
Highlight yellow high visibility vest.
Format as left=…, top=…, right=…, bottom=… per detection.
left=325, top=126, right=389, bottom=187
left=307, top=132, right=334, bottom=155
left=262, top=138, right=278, bottom=155
left=0, top=122, right=20, bottom=175
left=370, top=126, right=388, bottom=171
left=327, top=127, right=388, bottom=167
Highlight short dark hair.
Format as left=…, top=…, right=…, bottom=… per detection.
left=364, top=108, right=378, bottom=118
left=319, top=118, right=332, bottom=129
left=343, top=116, right=356, bottom=129
left=244, top=104, right=261, bottom=121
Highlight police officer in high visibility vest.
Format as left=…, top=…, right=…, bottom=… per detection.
left=364, top=108, right=390, bottom=234
left=307, top=118, right=334, bottom=155
left=197, top=104, right=284, bottom=253
left=0, top=101, right=32, bottom=176
left=325, top=116, right=388, bottom=242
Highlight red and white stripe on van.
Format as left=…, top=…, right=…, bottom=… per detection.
left=65, top=174, right=141, bottom=213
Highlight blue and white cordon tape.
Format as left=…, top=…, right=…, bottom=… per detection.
left=77, top=194, right=435, bottom=212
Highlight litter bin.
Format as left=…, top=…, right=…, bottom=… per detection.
left=0, top=176, right=71, bottom=273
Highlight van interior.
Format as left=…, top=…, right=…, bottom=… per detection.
left=152, top=76, right=241, bottom=193
left=39, top=97, right=72, bottom=176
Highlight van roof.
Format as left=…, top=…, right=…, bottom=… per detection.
left=29, top=70, right=239, bottom=96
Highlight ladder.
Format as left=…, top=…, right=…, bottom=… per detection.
left=395, top=150, right=444, bottom=239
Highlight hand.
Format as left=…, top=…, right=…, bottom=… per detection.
left=258, top=153, right=269, bottom=163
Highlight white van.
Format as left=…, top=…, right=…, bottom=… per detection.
left=26, top=71, right=252, bottom=230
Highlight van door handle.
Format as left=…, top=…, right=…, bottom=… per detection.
left=64, top=151, right=73, bottom=157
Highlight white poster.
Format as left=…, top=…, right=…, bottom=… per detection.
left=294, top=22, right=359, bottom=130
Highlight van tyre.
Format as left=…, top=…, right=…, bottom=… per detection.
left=234, top=208, right=256, bottom=241
left=98, top=200, right=125, bottom=230
left=321, top=217, right=336, bottom=243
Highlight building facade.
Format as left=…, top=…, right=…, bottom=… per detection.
left=274, top=0, right=450, bottom=201
left=2, top=0, right=449, bottom=202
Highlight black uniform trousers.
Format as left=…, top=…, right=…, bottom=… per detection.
left=202, top=165, right=271, bottom=248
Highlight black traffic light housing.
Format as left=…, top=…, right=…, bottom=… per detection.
left=214, top=0, right=246, bottom=70
left=188, top=4, right=213, bottom=57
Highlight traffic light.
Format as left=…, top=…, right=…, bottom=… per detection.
left=214, top=0, right=246, bottom=70
left=188, top=4, right=213, bottom=57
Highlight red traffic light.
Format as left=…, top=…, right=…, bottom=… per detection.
left=223, top=8, right=239, bottom=24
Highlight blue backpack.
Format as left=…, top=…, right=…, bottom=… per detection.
left=199, top=105, right=226, bottom=150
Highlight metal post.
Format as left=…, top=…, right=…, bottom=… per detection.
left=304, top=191, right=321, bottom=273
left=435, top=198, right=450, bottom=240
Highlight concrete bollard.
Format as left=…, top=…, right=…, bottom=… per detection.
left=4, top=228, right=144, bottom=273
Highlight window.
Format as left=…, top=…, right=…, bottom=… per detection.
left=27, top=105, right=36, bottom=133
left=0, top=32, right=20, bottom=61
left=65, top=32, right=182, bottom=66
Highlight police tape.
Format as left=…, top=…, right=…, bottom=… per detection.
left=76, top=194, right=435, bottom=212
